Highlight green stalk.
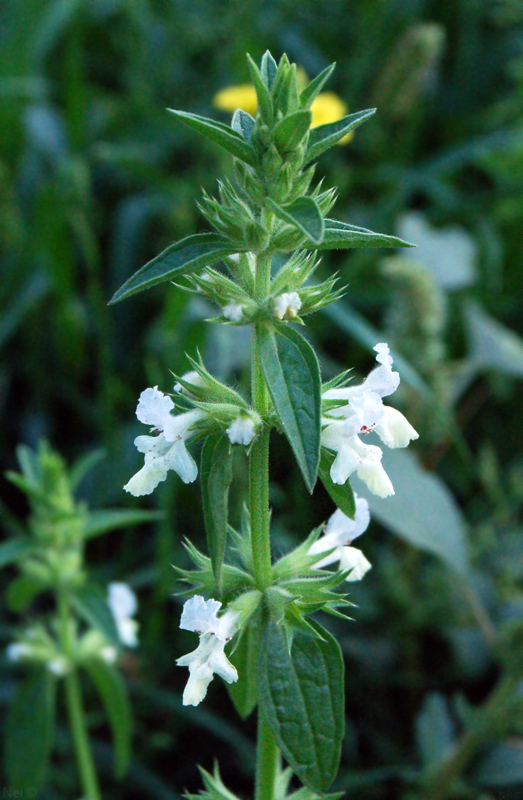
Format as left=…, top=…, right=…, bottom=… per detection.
left=58, top=592, right=102, bottom=800
left=250, top=241, right=280, bottom=800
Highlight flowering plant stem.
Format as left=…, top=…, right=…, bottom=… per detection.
left=58, top=591, right=102, bottom=800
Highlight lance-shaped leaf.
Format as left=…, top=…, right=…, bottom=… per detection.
left=300, top=62, right=336, bottom=108
left=109, top=232, right=237, bottom=304
left=319, top=449, right=356, bottom=519
left=273, top=109, right=312, bottom=154
left=85, top=660, right=132, bottom=778
left=168, top=109, right=257, bottom=166
left=201, top=434, right=234, bottom=594
left=304, top=108, right=376, bottom=164
left=231, top=109, right=255, bottom=142
left=266, top=196, right=324, bottom=245
left=0, top=537, right=33, bottom=568
left=261, top=50, right=278, bottom=90
left=258, top=619, right=344, bottom=793
left=5, top=669, right=56, bottom=792
left=246, top=53, right=273, bottom=126
left=259, top=324, right=321, bottom=492
left=313, top=218, right=415, bottom=250
left=227, top=624, right=260, bottom=718
left=71, top=583, right=120, bottom=646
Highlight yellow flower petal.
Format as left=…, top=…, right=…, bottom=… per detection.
left=213, top=84, right=258, bottom=116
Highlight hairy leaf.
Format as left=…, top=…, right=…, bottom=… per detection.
left=201, top=434, right=233, bottom=594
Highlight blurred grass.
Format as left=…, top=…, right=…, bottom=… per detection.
left=1, top=0, right=523, bottom=797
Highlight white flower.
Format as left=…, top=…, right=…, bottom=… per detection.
left=101, top=646, right=118, bottom=664
left=273, top=291, right=302, bottom=320
left=222, top=303, right=244, bottom=322
left=226, top=415, right=257, bottom=446
left=321, top=343, right=418, bottom=495
left=108, top=583, right=139, bottom=648
left=173, top=371, right=205, bottom=394
left=6, top=642, right=32, bottom=662
left=47, top=656, right=69, bottom=676
left=177, top=596, right=239, bottom=707
left=124, top=387, right=203, bottom=495
left=308, top=498, right=372, bottom=581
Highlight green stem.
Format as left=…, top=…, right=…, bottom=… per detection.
left=58, top=592, right=102, bottom=800
left=255, top=714, right=280, bottom=800
left=250, top=242, right=280, bottom=800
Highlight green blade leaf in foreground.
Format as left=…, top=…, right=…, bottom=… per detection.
left=71, top=583, right=120, bottom=646
left=258, top=619, right=344, bottom=792
left=266, top=196, right=324, bottom=245
left=313, top=218, right=415, bottom=250
left=84, top=660, right=132, bottom=778
left=300, top=62, right=336, bottom=108
left=201, top=434, right=234, bottom=594
left=273, top=109, right=312, bottom=154
left=259, top=324, right=321, bottom=492
left=305, top=108, right=376, bottom=164
left=109, top=232, right=237, bottom=304
left=319, top=449, right=356, bottom=519
left=168, top=109, right=257, bottom=166
left=5, top=669, right=56, bottom=792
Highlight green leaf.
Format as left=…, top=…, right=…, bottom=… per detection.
left=261, top=50, right=278, bottom=90
left=6, top=576, right=45, bottom=612
left=231, top=108, right=255, bottom=142
left=313, top=218, right=415, bottom=250
left=4, top=669, right=56, bottom=791
left=266, top=196, right=324, bottom=245
left=273, top=109, right=312, bottom=153
left=109, top=232, right=236, bottom=304
left=0, top=537, right=33, bottom=568
left=83, top=509, right=163, bottom=539
left=168, top=108, right=257, bottom=166
left=304, top=108, right=376, bottom=163
left=319, top=450, right=356, bottom=519
left=71, top=583, right=120, bottom=646
left=415, top=693, right=455, bottom=769
left=227, top=625, right=260, bottom=718
left=300, top=63, right=336, bottom=108
left=258, top=619, right=344, bottom=792
left=465, top=300, right=523, bottom=378
left=355, top=449, right=470, bottom=576
left=84, top=660, right=132, bottom=778
left=201, top=434, right=234, bottom=594
left=472, top=740, right=523, bottom=787
left=259, top=324, right=321, bottom=492
left=246, top=53, right=273, bottom=125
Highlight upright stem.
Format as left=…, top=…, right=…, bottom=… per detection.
left=58, top=592, right=102, bottom=800
left=250, top=242, right=280, bottom=800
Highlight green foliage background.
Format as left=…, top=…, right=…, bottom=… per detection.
left=1, top=1, right=523, bottom=798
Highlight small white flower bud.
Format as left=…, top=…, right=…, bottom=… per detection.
left=222, top=303, right=244, bottom=322
left=226, top=415, right=257, bottom=446
left=273, top=292, right=302, bottom=320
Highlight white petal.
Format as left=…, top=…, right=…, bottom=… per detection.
left=101, top=646, right=118, bottom=664
left=209, top=647, right=238, bottom=684
left=123, top=461, right=167, bottom=496
left=374, top=406, right=419, bottom=449
left=339, top=547, right=372, bottom=581
left=362, top=365, right=400, bottom=398
left=173, top=371, right=205, bottom=393
left=181, top=663, right=214, bottom=706
left=325, top=497, right=370, bottom=544
left=6, top=643, right=31, bottom=662
left=226, top=416, right=256, bottom=446
left=136, top=386, right=174, bottom=428
left=309, top=535, right=343, bottom=569
left=373, top=342, right=393, bottom=368
left=351, top=439, right=395, bottom=498
left=180, top=596, right=222, bottom=635
left=162, top=409, right=203, bottom=443
left=330, top=440, right=361, bottom=485
left=349, top=391, right=385, bottom=431
left=222, top=303, right=244, bottom=322
left=166, top=439, right=198, bottom=484
left=108, top=583, right=137, bottom=619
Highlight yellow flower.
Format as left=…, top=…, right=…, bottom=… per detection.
left=213, top=81, right=353, bottom=145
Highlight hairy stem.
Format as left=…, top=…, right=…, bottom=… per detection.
left=251, top=242, right=280, bottom=800
left=58, top=592, right=102, bottom=800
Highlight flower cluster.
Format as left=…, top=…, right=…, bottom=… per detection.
left=176, top=596, right=239, bottom=707
left=321, top=343, right=418, bottom=496
left=124, top=386, right=259, bottom=496
left=309, top=496, right=372, bottom=581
